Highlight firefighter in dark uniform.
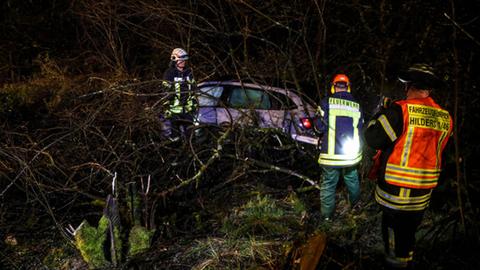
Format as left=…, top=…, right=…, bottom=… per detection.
left=162, top=48, right=196, bottom=140
left=317, top=74, right=363, bottom=220
left=364, top=64, right=453, bottom=269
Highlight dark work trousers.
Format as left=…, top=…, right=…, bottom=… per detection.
left=381, top=206, right=425, bottom=269
left=170, top=113, right=194, bottom=139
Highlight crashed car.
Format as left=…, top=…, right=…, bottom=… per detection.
left=195, top=80, right=320, bottom=147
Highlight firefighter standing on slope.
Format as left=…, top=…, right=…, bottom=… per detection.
left=162, top=48, right=196, bottom=140
left=364, top=64, right=453, bottom=269
left=317, top=74, right=363, bottom=221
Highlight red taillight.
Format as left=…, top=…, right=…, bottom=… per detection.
left=301, top=118, right=312, bottom=129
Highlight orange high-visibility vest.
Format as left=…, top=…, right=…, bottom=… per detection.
left=385, top=97, right=453, bottom=189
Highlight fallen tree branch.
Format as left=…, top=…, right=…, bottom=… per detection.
left=226, top=155, right=320, bottom=190
left=156, top=128, right=231, bottom=197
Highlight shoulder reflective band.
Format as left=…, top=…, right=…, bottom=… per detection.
left=378, top=115, right=397, bottom=142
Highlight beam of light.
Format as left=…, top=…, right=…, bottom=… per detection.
left=342, top=137, right=359, bottom=156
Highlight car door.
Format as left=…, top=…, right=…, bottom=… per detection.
left=259, top=88, right=293, bottom=130
left=223, top=86, right=284, bottom=129
left=197, top=85, right=224, bottom=125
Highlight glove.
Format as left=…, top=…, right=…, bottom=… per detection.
left=382, top=97, right=392, bottom=109
left=162, top=80, right=172, bottom=89
left=367, top=150, right=382, bottom=180
left=370, top=96, right=392, bottom=120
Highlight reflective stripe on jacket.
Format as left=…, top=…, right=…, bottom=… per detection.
left=317, top=92, right=363, bottom=167
left=375, top=184, right=432, bottom=211
left=162, top=67, right=196, bottom=114
left=384, top=97, right=452, bottom=189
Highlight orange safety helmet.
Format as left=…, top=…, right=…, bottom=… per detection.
left=330, top=74, right=351, bottom=94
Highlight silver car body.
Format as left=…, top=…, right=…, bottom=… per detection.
left=196, top=81, right=319, bottom=146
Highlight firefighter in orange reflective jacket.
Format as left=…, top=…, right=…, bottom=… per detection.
left=364, top=64, right=453, bottom=269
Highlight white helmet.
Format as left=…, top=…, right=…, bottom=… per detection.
left=170, top=48, right=189, bottom=62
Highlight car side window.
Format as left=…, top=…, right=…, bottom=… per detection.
left=198, top=86, right=223, bottom=106
left=227, top=87, right=271, bottom=110
left=269, top=91, right=297, bottom=110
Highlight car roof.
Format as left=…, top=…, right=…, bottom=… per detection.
left=197, top=80, right=317, bottom=108
left=201, top=75, right=297, bottom=87
left=198, top=80, right=284, bottom=91
left=198, top=80, right=305, bottom=96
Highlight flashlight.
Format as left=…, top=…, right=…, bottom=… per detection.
left=342, top=137, right=360, bottom=155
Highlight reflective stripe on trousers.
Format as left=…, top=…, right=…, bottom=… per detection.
left=381, top=206, right=424, bottom=269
